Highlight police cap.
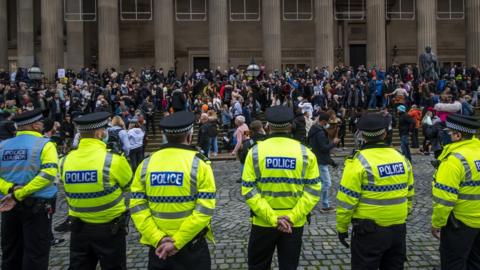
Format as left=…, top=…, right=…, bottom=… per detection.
left=357, top=113, right=388, bottom=137
left=446, top=113, right=480, bottom=134
left=12, top=109, right=43, bottom=126
left=73, top=112, right=110, bottom=131
left=265, top=106, right=294, bottom=128
left=159, top=111, right=195, bottom=135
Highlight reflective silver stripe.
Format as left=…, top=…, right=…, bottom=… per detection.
left=261, top=191, right=303, bottom=198
left=458, top=194, right=480, bottom=200
left=337, top=199, right=356, bottom=210
left=140, top=157, right=151, bottom=185
left=403, top=157, right=412, bottom=173
left=359, top=197, right=407, bottom=205
left=151, top=209, right=192, bottom=219
left=102, top=153, right=113, bottom=188
left=356, top=154, right=375, bottom=185
left=452, top=153, right=472, bottom=181
left=244, top=188, right=259, bottom=200
left=252, top=145, right=261, bottom=179
left=69, top=194, right=124, bottom=213
left=433, top=196, right=456, bottom=207
left=300, top=144, right=308, bottom=179
left=130, top=203, right=148, bottom=214
left=38, top=171, right=55, bottom=182
left=190, top=156, right=200, bottom=195
left=1, top=166, right=36, bottom=172
left=30, top=138, right=45, bottom=172
left=304, top=186, right=321, bottom=197
left=59, top=156, right=67, bottom=178
left=195, top=204, right=214, bottom=216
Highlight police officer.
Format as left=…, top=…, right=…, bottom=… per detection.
left=241, top=105, right=321, bottom=270
left=431, top=114, right=480, bottom=269
left=336, top=113, right=414, bottom=270
left=0, top=109, right=58, bottom=270
left=130, top=111, right=216, bottom=270
left=59, top=112, right=132, bottom=270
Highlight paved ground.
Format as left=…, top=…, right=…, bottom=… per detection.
left=10, top=153, right=440, bottom=269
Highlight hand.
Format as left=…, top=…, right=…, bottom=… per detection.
left=333, top=138, right=341, bottom=144
left=155, top=237, right=177, bottom=259
left=277, top=216, right=292, bottom=234
left=338, top=232, right=350, bottom=248
left=431, top=227, right=441, bottom=240
left=0, top=194, right=17, bottom=212
left=231, top=151, right=236, bottom=156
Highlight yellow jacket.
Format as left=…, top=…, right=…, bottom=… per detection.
left=432, top=138, right=480, bottom=228
left=336, top=143, right=414, bottom=233
left=129, top=144, right=216, bottom=250
left=60, top=138, right=132, bottom=223
left=241, top=135, right=321, bottom=227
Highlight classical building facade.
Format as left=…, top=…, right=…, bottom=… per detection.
left=1, top=0, right=480, bottom=80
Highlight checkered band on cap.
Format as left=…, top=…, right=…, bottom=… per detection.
left=361, top=128, right=386, bottom=137
left=446, top=121, right=477, bottom=134
left=77, top=119, right=109, bottom=131
left=15, top=114, right=43, bottom=126
left=268, top=122, right=291, bottom=128
left=163, top=124, right=194, bottom=135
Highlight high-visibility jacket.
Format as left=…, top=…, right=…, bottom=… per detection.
left=432, top=138, right=480, bottom=228
left=0, top=131, right=58, bottom=200
left=336, top=143, right=414, bottom=233
left=129, top=144, right=216, bottom=250
left=241, top=135, right=321, bottom=227
left=60, top=139, right=132, bottom=224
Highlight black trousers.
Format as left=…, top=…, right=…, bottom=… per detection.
left=148, top=237, right=211, bottom=270
left=440, top=216, right=480, bottom=270
left=248, top=225, right=304, bottom=270
left=69, top=219, right=127, bottom=270
left=1, top=199, right=53, bottom=270
left=351, top=223, right=406, bottom=270
left=129, top=146, right=144, bottom=172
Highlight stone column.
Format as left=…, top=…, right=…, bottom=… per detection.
left=41, top=0, right=64, bottom=81
left=209, top=0, right=228, bottom=71
left=17, top=0, right=34, bottom=68
left=315, top=0, right=334, bottom=70
left=66, top=21, right=84, bottom=72
left=366, top=0, right=386, bottom=68
left=466, top=0, right=480, bottom=67
left=0, top=0, right=8, bottom=70
left=417, top=0, right=437, bottom=58
left=262, top=0, right=281, bottom=72
left=155, top=0, right=175, bottom=70
left=98, top=0, right=120, bottom=71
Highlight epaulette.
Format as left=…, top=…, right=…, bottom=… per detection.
left=346, top=149, right=359, bottom=160
left=195, top=152, right=210, bottom=163
left=107, top=148, right=124, bottom=156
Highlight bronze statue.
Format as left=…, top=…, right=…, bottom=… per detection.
left=419, top=46, right=439, bottom=81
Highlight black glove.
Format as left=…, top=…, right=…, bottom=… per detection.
left=338, top=232, right=350, bottom=248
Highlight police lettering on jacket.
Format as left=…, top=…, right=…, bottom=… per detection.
left=65, top=170, right=98, bottom=184
left=2, top=149, right=28, bottom=161
left=265, top=157, right=296, bottom=170
left=377, top=162, right=405, bottom=178
left=150, top=172, right=184, bottom=186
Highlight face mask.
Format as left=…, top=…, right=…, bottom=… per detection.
left=324, top=123, right=330, bottom=129
left=102, top=131, right=109, bottom=144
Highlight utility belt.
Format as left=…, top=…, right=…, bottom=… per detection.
left=70, top=211, right=130, bottom=235
left=352, top=218, right=405, bottom=235
left=18, top=197, right=56, bottom=216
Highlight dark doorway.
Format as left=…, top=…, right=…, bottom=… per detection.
left=193, top=57, right=210, bottom=71
left=349, top=44, right=366, bottom=68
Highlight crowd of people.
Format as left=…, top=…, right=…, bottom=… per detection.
left=0, top=63, right=478, bottom=164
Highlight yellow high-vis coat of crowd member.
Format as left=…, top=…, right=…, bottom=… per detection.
left=60, top=139, right=132, bottom=223
left=432, top=138, right=480, bottom=229
left=241, top=136, right=321, bottom=227
left=336, top=145, right=414, bottom=233
left=129, top=145, right=216, bottom=250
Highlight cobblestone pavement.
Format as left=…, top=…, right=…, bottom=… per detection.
left=6, top=154, right=440, bottom=269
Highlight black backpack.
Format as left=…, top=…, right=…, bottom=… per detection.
left=107, top=128, right=124, bottom=154
left=238, top=138, right=255, bottom=164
